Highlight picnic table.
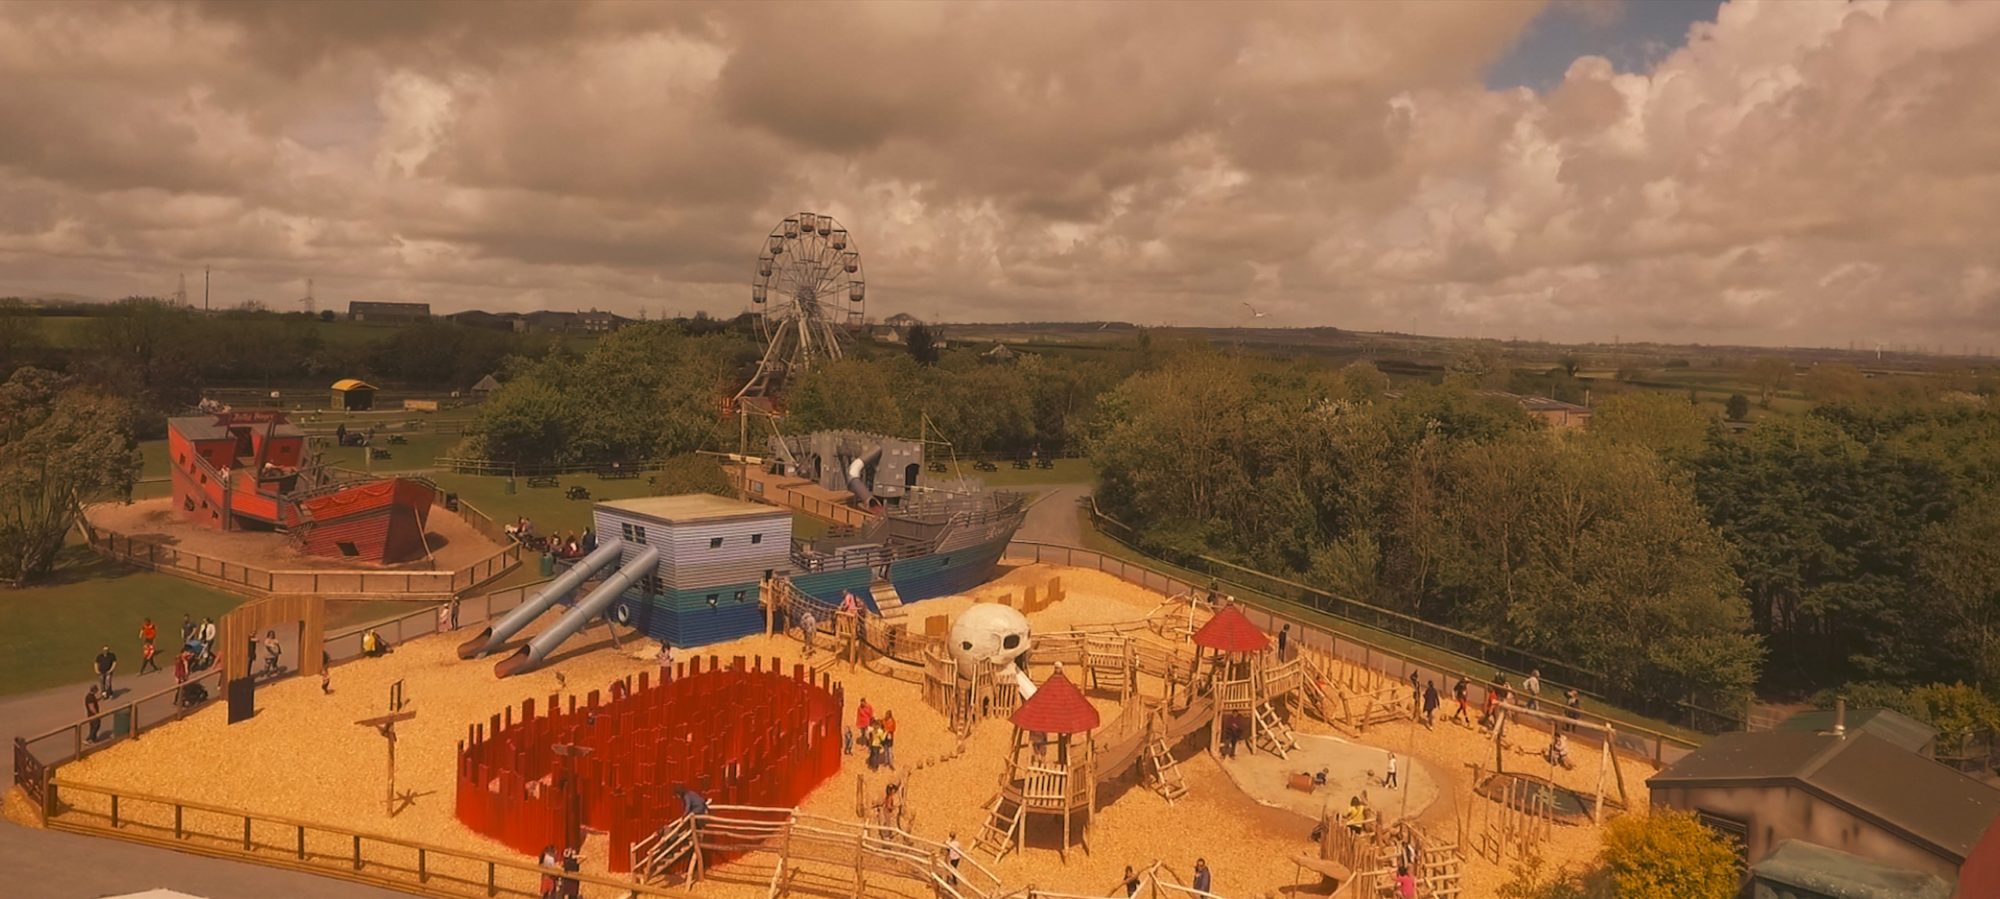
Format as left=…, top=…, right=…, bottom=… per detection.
left=1035, top=457, right=1055, bottom=469
left=599, top=465, right=638, bottom=480
left=369, top=448, right=391, bottom=461
left=1012, top=458, right=1031, bottom=470
left=565, top=485, right=591, bottom=500
left=527, top=474, right=559, bottom=488
left=974, top=460, right=998, bottom=472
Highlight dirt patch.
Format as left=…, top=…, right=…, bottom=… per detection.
left=88, top=497, right=502, bottom=572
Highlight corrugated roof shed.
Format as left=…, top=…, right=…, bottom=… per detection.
left=1652, top=731, right=2000, bottom=862
left=1753, top=840, right=1952, bottom=899
left=1779, top=707, right=1937, bottom=754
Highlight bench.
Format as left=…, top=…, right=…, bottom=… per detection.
left=974, top=460, right=998, bottom=472
left=1012, top=458, right=1031, bottom=470
left=926, top=460, right=948, bottom=473
left=526, top=475, right=559, bottom=488
left=1036, top=457, right=1055, bottom=469
left=369, top=448, right=391, bottom=461
left=599, top=466, right=638, bottom=480
left=565, top=485, right=591, bottom=501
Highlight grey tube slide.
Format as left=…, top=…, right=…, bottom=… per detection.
left=495, top=546, right=659, bottom=678
left=845, top=445, right=883, bottom=505
left=457, top=540, right=623, bottom=659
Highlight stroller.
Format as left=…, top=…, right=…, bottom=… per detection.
left=177, top=681, right=210, bottom=708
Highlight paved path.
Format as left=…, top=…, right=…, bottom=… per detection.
left=1017, top=483, right=1091, bottom=546
left=2, top=633, right=399, bottom=899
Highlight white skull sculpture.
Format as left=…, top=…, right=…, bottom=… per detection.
left=948, top=603, right=1032, bottom=676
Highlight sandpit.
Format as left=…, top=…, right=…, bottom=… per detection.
left=89, top=497, right=502, bottom=571
left=53, top=562, right=1659, bottom=898
left=1221, top=733, right=1441, bottom=824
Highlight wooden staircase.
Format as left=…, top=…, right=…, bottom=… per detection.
left=974, top=793, right=1025, bottom=861
left=1253, top=700, right=1297, bottom=757
left=872, top=583, right=910, bottom=628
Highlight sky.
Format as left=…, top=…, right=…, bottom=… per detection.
left=1, top=0, right=1997, bottom=348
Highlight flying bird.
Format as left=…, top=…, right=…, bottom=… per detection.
left=1242, top=302, right=1269, bottom=319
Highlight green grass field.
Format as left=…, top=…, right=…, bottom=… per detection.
left=0, top=547, right=247, bottom=697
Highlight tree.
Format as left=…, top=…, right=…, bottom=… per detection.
left=1446, top=343, right=1506, bottom=388
left=1724, top=393, right=1750, bottom=421
left=318, top=309, right=335, bottom=322
left=1588, top=392, right=1714, bottom=463
left=1746, top=357, right=1792, bottom=408
left=1919, top=492, right=2000, bottom=689
left=0, top=368, right=141, bottom=585
left=905, top=323, right=941, bottom=365
left=1597, top=811, right=1740, bottom=899
left=650, top=453, right=734, bottom=498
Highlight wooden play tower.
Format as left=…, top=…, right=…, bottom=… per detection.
left=1195, top=604, right=1299, bottom=758
left=975, top=668, right=1101, bottom=862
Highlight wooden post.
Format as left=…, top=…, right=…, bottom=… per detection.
left=1593, top=734, right=1610, bottom=825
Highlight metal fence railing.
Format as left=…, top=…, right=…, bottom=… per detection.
left=1082, top=501, right=1747, bottom=737
left=432, top=456, right=669, bottom=477
left=1001, top=539, right=1702, bottom=766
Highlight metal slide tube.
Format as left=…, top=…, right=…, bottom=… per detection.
left=456, top=541, right=623, bottom=659
left=495, top=546, right=660, bottom=678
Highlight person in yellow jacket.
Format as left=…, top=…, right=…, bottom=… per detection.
left=1343, top=796, right=1370, bottom=835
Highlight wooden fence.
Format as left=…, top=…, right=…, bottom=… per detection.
left=85, top=499, right=522, bottom=598
left=43, top=780, right=696, bottom=899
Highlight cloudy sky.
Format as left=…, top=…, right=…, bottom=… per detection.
left=2, top=0, right=1997, bottom=347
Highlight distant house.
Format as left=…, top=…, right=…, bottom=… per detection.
left=980, top=343, right=1016, bottom=363
left=471, top=374, right=502, bottom=396
left=1478, top=391, right=1592, bottom=429
left=577, top=308, right=629, bottom=334
left=522, top=310, right=578, bottom=333
left=870, top=326, right=904, bottom=344
left=1648, top=709, right=2000, bottom=892
left=448, top=310, right=526, bottom=332
left=347, top=301, right=431, bottom=324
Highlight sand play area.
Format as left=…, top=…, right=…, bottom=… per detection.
left=38, top=562, right=1658, bottom=898
left=89, top=497, right=502, bottom=571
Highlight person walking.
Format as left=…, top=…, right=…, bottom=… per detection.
left=321, top=650, right=332, bottom=694
left=659, top=640, right=675, bottom=684
left=94, top=644, right=118, bottom=696
left=140, top=617, right=157, bottom=652
left=800, top=608, right=817, bottom=657
left=1395, top=865, right=1417, bottom=898
left=262, top=629, right=282, bottom=676
left=1523, top=668, right=1542, bottom=711
left=558, top=846, right=581, bottom=899
left=1421, top=680, right=1440, bottom=729
left=1451, top=675, right=1471, bottom=725
left=85, top=685, right=104, bottom=743
left=138, top=639, right=161, bottom=674
left=1192, top=858, right=1212, bottom=894
left=179, top=613, right=196, bottom=649
left=537, top=845, right=559, bottom=899
left=1383, top=751, right=1398, bottom=788
left=1565, top=688, right=1583, bottom=733
left=882, top=711, right=898, bottom=770
left=856, top=697, right=874, bottom=733
left=1277, top=624, right=1290, bottom=660
left=945, top=831, right=963, bottom=885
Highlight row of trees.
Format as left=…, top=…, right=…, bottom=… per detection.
left=1087, top=353, right=1762, bottom=715
left=1091, top=348, right=2000, bottom=715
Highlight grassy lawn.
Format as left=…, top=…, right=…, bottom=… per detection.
left=324, top=598, right=440, bottom=632
left=429, top=472, right=658, bottom=537
left=0, top=547, right=247, bottom=697
left=956, top=457, right=1096, bottom=487
left=1069, top=507, right=1712, bottom=747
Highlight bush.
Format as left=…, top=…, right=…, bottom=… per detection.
left=1598, top=810, right=1740, bottom=899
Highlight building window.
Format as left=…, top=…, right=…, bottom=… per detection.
left=710, top=536, right=723, bottom=549
left=634, top=526, right=646, bottom=543
left=620, top=523, right=633, bottom=541
left=336, top=542, right=359, bottom=557
left=706, top=593, right=719, bottom=609
left=734, top=590, right=747, bottom=603
left=621, top=523, right=646, bottom=543
left=751, top=533, right=762, bottom=544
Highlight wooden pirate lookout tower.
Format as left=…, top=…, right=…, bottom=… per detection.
left=1196, top=604, right=1299, bottom=758
left=976, top=669, right=1100, bottom=862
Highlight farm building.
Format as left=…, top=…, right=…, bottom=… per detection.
left=329, top=378, right=377, bottom=411
left=471, top=373, right=502, bottom=396
left=1480, top=390, right=1593, bottom=428
left=593, top=495, right=792, bottom=649
left=346, top=300, right=431, bottom=323
left=1649, top=708, right=2000, bottom=893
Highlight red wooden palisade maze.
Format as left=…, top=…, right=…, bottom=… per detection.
left=456, top=655, right=843, bottom=871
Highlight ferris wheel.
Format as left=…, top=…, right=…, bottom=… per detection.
left=739, top=212, right=866, bottom=400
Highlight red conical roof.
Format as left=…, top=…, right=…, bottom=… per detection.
left=1009, top=670, right=1101, bottom=735
left=1193, top=604, right=1270, bottom=653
